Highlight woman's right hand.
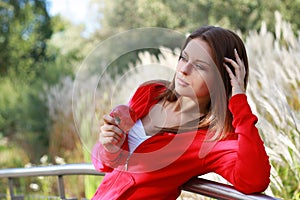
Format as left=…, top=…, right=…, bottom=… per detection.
left=99, top=114, right=126, bottom=153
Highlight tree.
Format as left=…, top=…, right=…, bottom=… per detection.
left=88, top=0, right=300, bottom=76
left=0, top=0, right=53, bottom=83
left=94, top=0, right=300, bottom=38
left=0, top=0, right=80, bottom=162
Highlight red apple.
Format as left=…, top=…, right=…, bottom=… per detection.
left=109, top=105, right=137, bottom=133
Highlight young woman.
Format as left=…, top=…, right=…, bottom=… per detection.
left=91, top=26, right=271, bottom=199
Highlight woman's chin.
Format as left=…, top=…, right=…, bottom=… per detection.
left=175, top=87, right=195, bottom=98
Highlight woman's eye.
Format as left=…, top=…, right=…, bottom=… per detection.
left=195, top=64, right=205, bottom=70
left=179, top=55, right=188, bottom=62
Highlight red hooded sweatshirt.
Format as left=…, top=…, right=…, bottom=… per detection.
left=91, top=82, right=271, bottom=200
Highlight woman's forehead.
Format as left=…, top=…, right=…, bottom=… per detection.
left=184, top=39, right=214, bottom=64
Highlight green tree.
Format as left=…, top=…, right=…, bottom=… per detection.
left=0, top=0, right=80, bottom=162
left=0, top=0, right=53, bottom=82
left=95, top=0, right=300, bottom=36
left=88, top=0, right=300, bottom=76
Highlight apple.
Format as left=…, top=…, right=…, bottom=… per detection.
left=109, top=105, right=137, bottom=133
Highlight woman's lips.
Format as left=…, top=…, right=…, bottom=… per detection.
left=176, top=76, right=189, bottom=87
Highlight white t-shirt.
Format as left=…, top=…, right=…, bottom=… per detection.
left=128, top=119, right=150, bottom=154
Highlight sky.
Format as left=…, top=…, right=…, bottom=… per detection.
left=48, top=0, right=90, bottom=24
left=47, top=0, right=99, bottom=34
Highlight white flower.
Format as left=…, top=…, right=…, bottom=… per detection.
left=24, top=163, right=32, bottom=168
left=29, top=183, right=39, bottom=191
left=55, top=156, right=66, bottom=165
left=40, top=155, right=48, bottom=164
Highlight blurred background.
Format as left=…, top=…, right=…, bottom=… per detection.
left=0, top=0, right=299, bottom=199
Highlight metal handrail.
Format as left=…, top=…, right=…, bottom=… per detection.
left=0, top=163, right=279, bottom=200
left=182, top=177, right=278, bottom=200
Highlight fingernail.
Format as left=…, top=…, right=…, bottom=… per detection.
left=234, top=48, right=237, bottom=53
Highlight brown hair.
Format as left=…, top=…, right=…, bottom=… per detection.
left=160, top=26, right=249, bottom=140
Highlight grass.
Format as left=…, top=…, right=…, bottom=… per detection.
left=245, top=16, right=300, bottom=199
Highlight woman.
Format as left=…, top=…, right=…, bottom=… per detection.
left=91, top=26, right=271, bottom=199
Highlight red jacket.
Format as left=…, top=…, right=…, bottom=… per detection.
left=91, top=82, right=271, bottom=200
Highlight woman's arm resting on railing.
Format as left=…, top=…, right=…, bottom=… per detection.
left=182, top=177, right=278, bottom=200
left=206, top=94, right=271, bottom=194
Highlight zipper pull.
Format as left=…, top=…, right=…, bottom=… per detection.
left=124, top=155, right=130, bottom=171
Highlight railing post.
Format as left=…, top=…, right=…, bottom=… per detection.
left=57, top=175, right=66, bottom=200
left=8, top=178, right=15, bottom=199
left=8, top=178, right=25, bottom=200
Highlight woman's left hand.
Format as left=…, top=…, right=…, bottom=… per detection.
left=223, top=49, right=246, bottom=96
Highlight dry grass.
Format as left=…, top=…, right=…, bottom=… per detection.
left=245, top=14, right=300, bottom=199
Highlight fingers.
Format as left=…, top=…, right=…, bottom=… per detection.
left=233, top=48, right=246, bottom=77
left=224, top=51, right=245, bottom=78
left=100, top=124, right=124, bottom=141
left=103, top=114, right=118, bottom=126
left=99, top=125, right=125, bottom=153
left=223, top=62, right=235, bottom=79
left=99, top=114, right=125, bottom=146
left=234, top=49, right=243, bottom=68
left=223, top=49, right=246, bottom=95
left=224, top=49, right=246, bottom=78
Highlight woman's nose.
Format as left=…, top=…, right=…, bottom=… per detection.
left=180, top=62, right=193, bottom=75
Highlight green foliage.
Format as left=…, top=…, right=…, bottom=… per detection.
left=91, top=29, right=184, bottom=77
left=90, top=0, right=300, bottom=77
left=0, top=135, right=30, bottom=193
left=100, top=0, right=180, bottom=30
left=0, top=0, right=53, bottom=144
left=0, top=78, right=19, bottom=137
left=100, top=0, right=300, bottom=34
left=0, top=0, right=79, bottom=163
left=0, top=140, right=29, bottom=168
left=0, top=0, right=52, bottom=82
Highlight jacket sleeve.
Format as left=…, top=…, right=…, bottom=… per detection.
left=91, top=142, right=116, bottom=172
left=128, top=80, right=167, bottom=118
left=206, top=94, right=271, bottom=194
left=91, top=141, right=129, bottom=172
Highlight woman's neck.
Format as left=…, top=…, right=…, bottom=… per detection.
left=141, top=96, right=209, bottom=135
left=173, top=96, right=208, bottom=117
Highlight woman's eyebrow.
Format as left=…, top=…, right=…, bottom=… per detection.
left=195, top=59, right=210, bottom=66
left=182, top=50, right=188, bottom=56
left=183, top=50, right=210, bottom=65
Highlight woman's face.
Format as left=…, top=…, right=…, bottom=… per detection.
left=175, top=38, right=215, bottom=103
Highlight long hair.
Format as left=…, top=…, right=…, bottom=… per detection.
left=159, top=26, right=249, bottom=140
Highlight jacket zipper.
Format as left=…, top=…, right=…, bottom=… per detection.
left=124, top=154, right=130, bottom=171
left=124, top=132, right=157, bottom=171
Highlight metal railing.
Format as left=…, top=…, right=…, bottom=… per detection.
left=0, top=163, right=279, bottom=200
